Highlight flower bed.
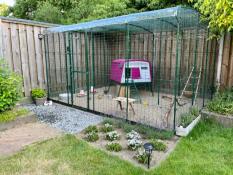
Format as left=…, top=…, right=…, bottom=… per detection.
left=207, top=88, right=233, bottom=115
left=201, top=88, right=233, bottom=127
left=79, top=118, right=179, bottom=168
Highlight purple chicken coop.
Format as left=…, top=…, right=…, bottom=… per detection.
left=110, top=59, right=152, bottom=84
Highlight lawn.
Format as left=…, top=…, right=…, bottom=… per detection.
left=0, top=107, right=29, bottom=123
left=0, top=119, right=232, bottom=175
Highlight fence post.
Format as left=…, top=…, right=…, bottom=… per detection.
left=216, top=34, right=224, bottom=91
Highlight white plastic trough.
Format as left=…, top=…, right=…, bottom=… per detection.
left=176, top=115, right=201, bottom=137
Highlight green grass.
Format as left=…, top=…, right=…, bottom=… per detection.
left=0, top=119, right=232, bottom=175
left=0, top=108, right=29, bottom=123
left=152, top=119, right=233, bottom=175
left=0, top=135, right=146, bottom=175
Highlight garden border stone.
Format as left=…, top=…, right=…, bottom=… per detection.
left=201, top=110, right=233, bottom=128
left=0, top=112, right=37, bottom=131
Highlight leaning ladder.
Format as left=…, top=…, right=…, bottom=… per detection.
left=193, top=67, right=202, bottom=105
left=129, top=80, right=141, bottom=103
left=163, top=66, right=201, bottom=126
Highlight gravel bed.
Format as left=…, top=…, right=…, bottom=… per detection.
left=25, top=103, right=103, bottom=134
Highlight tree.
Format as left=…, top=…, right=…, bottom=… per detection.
left=190, top=0, right=233, bottom=36
left=79, top=0, right=128, bottom=21
left=34, top=1, right=63, bottom=24
left=10, top=0, right=190, bottom=24
left=12, top=0, right=42, bottom=19
left=125, top=0, right=189, bottom=12
left=0, top=3, right=9, bottom=16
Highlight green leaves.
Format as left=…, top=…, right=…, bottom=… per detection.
left=190, top=0, right=233, bottom=37
left=31, top=88, right=46, bottom=99
left=0, top=59, right=22, bottom=112
left=207, top=88, right=233, bottom=115
left=34, top=1, right=63, bottom=24
left=11, top=0, right=189, bottom=24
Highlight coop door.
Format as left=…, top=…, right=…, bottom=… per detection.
left=131, top=68, right=140, bottom=79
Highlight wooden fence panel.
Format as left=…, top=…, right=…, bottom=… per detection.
left=0, top=17, right=57, bottom=97
left=220, top=33, right=233, bottom=88
left=18, top=24, right=31, bottom=96
left=34, top=26, right=44, bottom=89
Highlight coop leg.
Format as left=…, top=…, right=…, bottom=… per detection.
left=129, top=103, right=135, bottom=115
left=150, top=83, right=154, bottom=96
left=118, top=101, right=123, bottom=111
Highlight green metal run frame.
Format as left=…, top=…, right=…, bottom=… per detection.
left=44, top=6, right=214, bottom=132
left=173, top=21, right=181, bottom=132
left=192, top=27, right=199, bottom=105
left=85, top=31, right=90, bottom=110
left=91, top=32, right=95, bottom=110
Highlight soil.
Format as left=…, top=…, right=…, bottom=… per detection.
left=0, top=122, right=62, bottom=156
left=77, top=125, right=180, bottom=169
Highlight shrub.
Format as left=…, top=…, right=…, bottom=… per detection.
left=106, top=131, right=120, bottom=141
left=150, top=140, right=167, bottom=152
left=106, top=142, right=122, bottom=152
left=100, top=123, right=114, bottom=133
left=84, top=125, right=98, bottom=134
left=135, top=148, right=149, bottom=164
left=85, top=131, right=99, bottom=142
left=0, top=59, right=22, bottom=112
left=31, top=88, right=46, bottom=99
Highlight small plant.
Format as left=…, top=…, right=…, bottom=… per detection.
left=100, top=123, right=114, bottom=133
left=102, top=119, right=114, bottom=125
left=150, top=140, right=167, bottom=152
left=127, top=138, right=142, bottom=150
left=180, top=113, right=196, bottom=128
left=84, top=125, right=98, bottom=134
left=135, top=148, right=149, bottom=164
left=126, top=130, right=141, bottom=140
left=31, top=88, right=46, bottom=99
left=190, top=107, right=199, bottom=116
left=106, top=142, right=122, bottom=152
left=85, top=131, right=99, bottom=142
left=123, top=124, right=135, bottom=133
left=106, top=131, right=120, bottom=141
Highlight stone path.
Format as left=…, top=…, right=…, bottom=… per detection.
left=0, top=122, right=61, bottom=156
